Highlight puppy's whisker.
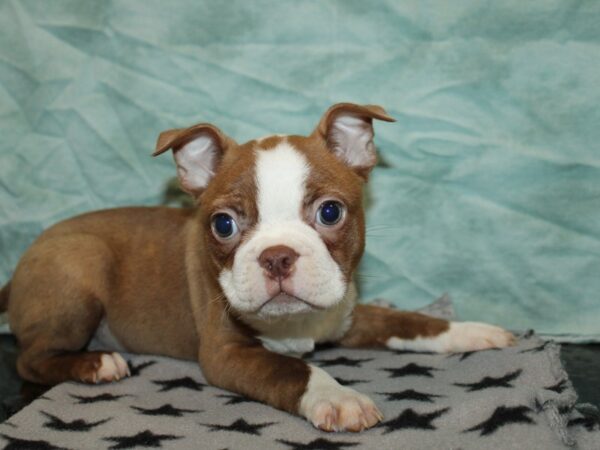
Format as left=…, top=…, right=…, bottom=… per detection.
left=355, top=272, right=385, bottom=279
left=366, top=225, right=405, bottom=232
left=208, top=292, right=226, bottom=306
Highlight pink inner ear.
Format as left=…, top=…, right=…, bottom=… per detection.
left=329, top=114, right=376, bottom=168
left=173, top=132, right=220, bottom=194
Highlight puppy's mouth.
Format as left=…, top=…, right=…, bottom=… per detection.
left=255, top=291, right=325, bottom=314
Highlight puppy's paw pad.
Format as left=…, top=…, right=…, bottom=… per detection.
left=95, top=353, right=130, bottom=383
left=303, top=388, right=382, bottom=432
left=448, top=322, right=516, bottom=352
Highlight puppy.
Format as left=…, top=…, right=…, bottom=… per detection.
left=0, top=103, right=514, bottom=432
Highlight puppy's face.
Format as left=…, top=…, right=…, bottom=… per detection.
left=154, top=104, right=394, bottom=319
left=203, top=135, right=364, bottom=318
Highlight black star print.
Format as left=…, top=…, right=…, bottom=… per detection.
left=152, top=376, right=207, bottom=392
left=383, top=363, right=439, bottom=378
left=379, top=407, right=450, bottom=433
left=314, top=356, right=373, bottom=367
left=454, top=369, right=522, bottom=391
left=217, top=393, right=259, bottom=405
left=0, top=434, right=68, bottom=450
left=41, top=411, right=110, bottom=431
left=200, top=418, right=276, bottom=435
left=334, top=377, right=368, bottom=387
left=132, top=403, right=201, bottom=417
left=455, top=351, right=476, bottom=361
left=128, top=360, right=156, bottom=377
left=277, top=437, right=360, bottom=450
left=449, top=348, right=501, bottom=361
left=568, top=415, right=600, bottom=431
left=70, top=393, right=130, bottom=404
left=391, top=349, right=433, bottom=355
left=465, top=405, right=534, bottom=435
left=103, top=429, right=181, bottom=449
left=519, top=341, right=550, bottom=353
left=544, top=379, right=567, bottom=393
left=378, top=389, right=444, bottom=403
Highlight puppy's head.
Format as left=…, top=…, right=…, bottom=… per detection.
left=155, top=103, right=394, bottom=319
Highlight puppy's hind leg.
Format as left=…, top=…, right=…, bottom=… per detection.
left=9, top=235, right=130, bottom=385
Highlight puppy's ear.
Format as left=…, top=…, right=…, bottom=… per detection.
left=153, top=123, right=236, bottom=195
left=312, top=103, right=395, bottom=178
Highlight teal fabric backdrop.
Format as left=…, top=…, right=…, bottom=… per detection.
left=0, top=1, right=598, bottom=340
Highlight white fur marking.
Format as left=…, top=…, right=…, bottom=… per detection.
left=247, top=283, right=357, bottom=353
left=386, top=321, right=515, bottom=354
left=299, top=365, right=382, bottom=432
left=255, top=140, right=308, bottom=223
left=95, top=352, right=130, bottom=383
left=259, top=337, right=315, bottom=356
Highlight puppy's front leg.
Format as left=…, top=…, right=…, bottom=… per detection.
left=339, top=304, right=515, bottom=353
left=199, top=339, right=382, bottom=432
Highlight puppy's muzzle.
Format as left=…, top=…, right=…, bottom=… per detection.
left=258, top=245, right=299, bottom=280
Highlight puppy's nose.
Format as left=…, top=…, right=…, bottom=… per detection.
left=258, top=245, right=299, bottom=280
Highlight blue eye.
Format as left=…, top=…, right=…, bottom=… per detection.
left=317, top=201, right=344, bottom=226
left=212, top=213, right=238, bottom=239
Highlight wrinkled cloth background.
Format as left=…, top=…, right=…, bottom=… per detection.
left=0, top=1, right=598, bottom=340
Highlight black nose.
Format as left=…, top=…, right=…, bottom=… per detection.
left=258, top=245, right=299, bottom=280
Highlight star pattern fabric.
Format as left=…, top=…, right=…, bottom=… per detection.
left=41, top=411, right=110, bottom=431
left=454, top=370, right=522, bottom=392
left=152, top=376, right=207, bottom=392
left=464, top=406, right=535, bottom=436
left=278, top=437, right=360, bottom=449
left=70, top=393, right=130, bottom=404
left=217, top=393, right=259, bottom=405
left=0, top=435, right=68, bottom=450
left=131, top=404, right=201, bottom=417
left=314, top=356, right=373, bottom=368
left=379, top=407, right=450, bottom=433
left=200, top=418, right=276, bottom=435
left=382, top=363, right=439, bottom=378
left=0, top=330, right=594, bottom=449
left=103, top=429, right=181, bottom=449
left=127, top=360, right=156, bottom=377
left=377, top=389, right=444, bottom=403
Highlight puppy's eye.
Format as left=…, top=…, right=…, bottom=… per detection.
left=212, top=213, right=239, bottom=239
left=316, top=201, right=344, bottom=226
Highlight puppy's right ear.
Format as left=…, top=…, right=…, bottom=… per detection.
left=153, top=123, right=236, bottom=195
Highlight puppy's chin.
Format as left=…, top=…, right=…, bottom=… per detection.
left=255, top=293, right=314, bottom=319
left=225, top=289, right=347, bottom=322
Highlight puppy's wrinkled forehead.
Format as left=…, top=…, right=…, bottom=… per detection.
left=203, top=134, right=364, bottom=226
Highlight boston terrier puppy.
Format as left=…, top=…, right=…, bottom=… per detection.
left=0, top=103, right=514, bottom=432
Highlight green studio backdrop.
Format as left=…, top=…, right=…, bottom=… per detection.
left=0, top=0, right=599, bottom=341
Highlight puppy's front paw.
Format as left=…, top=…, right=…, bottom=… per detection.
left=299, top=366, right=382, bottom=432
left=95, top=352, right=130, bottom=383
left=444, top=322, right=516, bottom=353
left=78, top=352, right=131, bottom=384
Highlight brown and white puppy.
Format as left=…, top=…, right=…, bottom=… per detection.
left=0, top=103, right=515, bottom=432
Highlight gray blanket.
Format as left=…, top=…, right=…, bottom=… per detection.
left=1, top=299, right=598, bottom=449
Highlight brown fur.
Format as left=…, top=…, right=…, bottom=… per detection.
left=4, top=103, right=452, bottom=419
left=339, top=305, right=450, bottom=348
left=0, top=282, right=9, bottom=312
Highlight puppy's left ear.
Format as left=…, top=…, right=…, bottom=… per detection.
left=153, top=123, right=237, bottom=196
left=312, top=103, right=395, bottom=178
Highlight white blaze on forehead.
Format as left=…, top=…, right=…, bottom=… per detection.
left=255, top=140, right=309, bottom=224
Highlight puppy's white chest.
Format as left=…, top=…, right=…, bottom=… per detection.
left=259, top=336, right=315, bottom=356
